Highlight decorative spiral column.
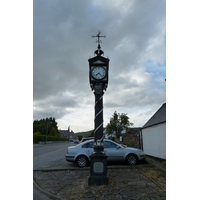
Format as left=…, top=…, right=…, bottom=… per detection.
left=94, top=90, right=104, bottom=145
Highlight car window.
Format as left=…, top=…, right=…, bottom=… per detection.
left=83, top=137, right=94, bottom=142
left=104, top=141, right=117, bottom=148
left=88, top=141, right=94, bottom=148
left=82, top=141, right=94, bottom=148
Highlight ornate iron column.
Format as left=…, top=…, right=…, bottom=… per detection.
left=94, top=87, right=104, bottom=145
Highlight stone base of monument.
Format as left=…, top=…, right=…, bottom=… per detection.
left=88, top=145, right=108, bottom=186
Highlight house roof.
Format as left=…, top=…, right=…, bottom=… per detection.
left=59, top=130, right=74, bottom=137
left=142, top=103, right=166, bottom=129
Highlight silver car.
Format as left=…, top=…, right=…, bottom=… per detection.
left=65, top=139, right=145, bottom=167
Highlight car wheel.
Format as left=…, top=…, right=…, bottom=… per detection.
left=76, top=155, right=88, bottom=167
left=126, top=154, right=138, bottom=165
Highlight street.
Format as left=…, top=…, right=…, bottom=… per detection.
left=33, top=141, right=76, bottom=170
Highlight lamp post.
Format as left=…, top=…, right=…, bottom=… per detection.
left=88, top=31, right=110, bottom=186
left=45, top=122, right=49, bottom=144
left=45, top=121, right=52, bottom=144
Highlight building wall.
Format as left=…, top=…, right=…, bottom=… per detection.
left=142, top=123, right=166, bottom=159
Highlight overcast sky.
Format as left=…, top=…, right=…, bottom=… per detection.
left=33, top=0, right=166, bottom=132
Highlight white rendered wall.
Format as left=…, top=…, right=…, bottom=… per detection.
left=142, top=123, right=166, bottom=159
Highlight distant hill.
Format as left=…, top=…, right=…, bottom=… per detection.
left=75, top=129, right=94, bottom=137
left=75, top=128, right=106, bottom=138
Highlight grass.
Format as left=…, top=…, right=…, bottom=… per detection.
left=145, top=156, right=166, bottom=170
left=141, top=157, right=166, bottom=189
left=141, top=167, right=166, bottom=189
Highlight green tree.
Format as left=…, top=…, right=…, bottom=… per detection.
left=105, top=111, right=133, bottom=138
left=89, top=129, right=94, bottom=137
left=49, top=127, right=59, bottom=137
left=33, top=117, right=59, bottom=135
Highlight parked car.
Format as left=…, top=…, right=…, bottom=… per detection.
left=74, top=140, right=79, bottom=144
left=65, top=139, right=145, bottom=167
left=80, top=137, right=94, bottom=143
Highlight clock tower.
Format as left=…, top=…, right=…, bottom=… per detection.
left=89, top=44, right=109, bottom=93
left=88, top=31, right=109, bottom=186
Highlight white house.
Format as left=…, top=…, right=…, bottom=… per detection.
left=141, top=103, right=166, bottom=159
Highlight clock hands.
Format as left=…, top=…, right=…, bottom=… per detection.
left=96, top=72, right=102, bottom=78
left=91, top=66, right=106, bottom=80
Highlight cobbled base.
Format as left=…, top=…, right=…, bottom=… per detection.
left=33, top=167, right=166, bottom=200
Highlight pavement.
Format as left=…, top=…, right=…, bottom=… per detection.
left=33, top=164, right=166, bottom=200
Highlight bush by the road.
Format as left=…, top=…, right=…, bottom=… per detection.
left=33, top=132, right=41, bottom=144
left=34, top=135, right=69, bottom=144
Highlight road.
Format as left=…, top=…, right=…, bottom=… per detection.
left=33, top=141, right=76, bottom=170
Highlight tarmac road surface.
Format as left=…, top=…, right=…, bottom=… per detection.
left=33, top=141, right=75, bottom=170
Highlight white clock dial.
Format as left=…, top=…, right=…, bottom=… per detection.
left=92, top=67, right=106, bottom=80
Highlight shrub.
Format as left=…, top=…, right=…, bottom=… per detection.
left=34, top=135, right=46, bottom=143
left=34, top=135, right=69, bottom=143
left=33, top=132, right=41, bottom=143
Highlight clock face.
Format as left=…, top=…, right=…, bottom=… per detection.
left=91, top=67, right=106, bottom=80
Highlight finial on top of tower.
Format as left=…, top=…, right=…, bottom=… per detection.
left=92, top=30, right=106, bottom=45
left=92, top=31, right=106, bottom=56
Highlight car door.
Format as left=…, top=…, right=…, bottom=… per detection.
left=82, top=141, right=94, bottom=157
left=103, top=141, right=124, bottom=161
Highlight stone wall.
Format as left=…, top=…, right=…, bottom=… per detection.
left=115, top=128, right=141, bottom=149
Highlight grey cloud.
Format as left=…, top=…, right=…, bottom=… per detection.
left=111, top=76, right=139, bottom=90
left=33, top=108, right=68, bottom=121
left=34, top=93, right=78, bottom=109
left=33, top=92, right=79, bottom=121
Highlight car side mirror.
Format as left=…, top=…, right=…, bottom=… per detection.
left=116, top=146, right=120, bottom=149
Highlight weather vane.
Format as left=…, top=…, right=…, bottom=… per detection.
left=92, top=31, right=106, bottom=44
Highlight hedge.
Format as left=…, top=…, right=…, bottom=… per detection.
left=34, top=135, right=69, bottom=143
